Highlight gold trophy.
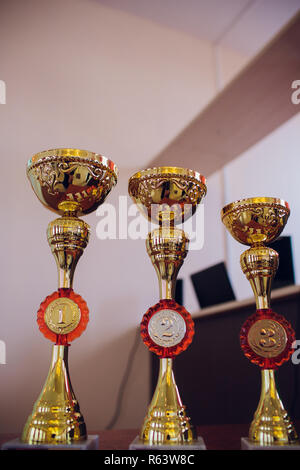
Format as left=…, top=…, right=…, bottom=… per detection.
left=221, top=197, right=299, bottom=449
left=3, top=149, right=118, bottom=450
left=128, top=167, right=207, bottom=449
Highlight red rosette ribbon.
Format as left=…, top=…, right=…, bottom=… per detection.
left=140, top=299, right=194, bottom=358
left=240, top=308, right=295, bottom=369
left=37, top=288, right=89, bottom=344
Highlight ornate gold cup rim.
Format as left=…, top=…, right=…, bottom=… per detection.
left=221, top=196, right=289, bottom=220
left=129, top=166, right=206, bottom=185
left=221, top=196, right=290, bottom=246
left=27, top=148, right=118, bottom=176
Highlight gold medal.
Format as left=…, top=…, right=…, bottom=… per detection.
left=44, top=297, right=81, bottom=335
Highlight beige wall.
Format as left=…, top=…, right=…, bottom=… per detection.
left=185, top=113, right=300, bottom=317
left=0, top=0, right=249, bottom=433
left=223, top=113, right=300, bottom=301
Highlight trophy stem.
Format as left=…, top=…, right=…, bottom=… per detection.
left=140, top=357, right=196, bottom=445
left=47, top=215, right=90, bottom=289
left=249, top=369, right=298, bottom=445
left=240, top=245, right=279, bottom=310
left=146, top=227, right=189, bottom=300
left=159, top=279, right=174, bottom=300
left=22, top=344, right=86, bottom=444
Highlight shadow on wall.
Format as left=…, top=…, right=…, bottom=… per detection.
left=71, top=325, right=150, bottom=432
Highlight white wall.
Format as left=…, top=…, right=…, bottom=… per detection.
left=0, top=0, right=216, bottom=167
left=180, top=170, right=226, bottom=314
left=0, top=0, right=250, bottom=433
left=223, top=112, right=300, bottom=301
left=183, top=112, right=300, bottom=314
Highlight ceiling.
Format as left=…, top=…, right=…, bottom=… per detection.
left=1, top=0, right=300, bottom=171
left=97, top=0, right=300, bottom=55
left=149, top=12, right=300, bottom=175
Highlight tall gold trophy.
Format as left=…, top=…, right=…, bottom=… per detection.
left=128, top=167, right=207, bottom=450
left=3, top=149, right=118, bottom=450
left=221, top=197, right=299, bottom=449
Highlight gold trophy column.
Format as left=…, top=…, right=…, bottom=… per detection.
left=240, top=243, right=297, bottom=445
left=141, top=227, right=195, bottom=444
left=222, top=197, right=299, bottom=448
left=22, top=205, right=90, bottom=444
left=20, top=148, right=118, bottom=448
left=128, top=166, right=207, bottom=449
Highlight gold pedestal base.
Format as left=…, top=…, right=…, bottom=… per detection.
left=249, top=369, right=298, bottom=446
left=241, top=437, right=300, bottom=450
left=129, top=436, right=206, bottom=450
left=139, top=358, right=197, bottom=446
left=2, top=435, right=98, bottom=451
left=22, top=345, right=86, bottom=445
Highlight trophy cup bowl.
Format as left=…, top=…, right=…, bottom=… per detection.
left=27, top=148, right=118, bottom=216
left=221, top=197, right=290, bottom=246
left=128, top=166, right=206, bottom=225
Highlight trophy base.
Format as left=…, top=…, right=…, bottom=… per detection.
left=1, top=435, right=99, bottom=451
left=129, top=436, right=206, bottom=450
left=241, top=437, right=300, bottom=450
